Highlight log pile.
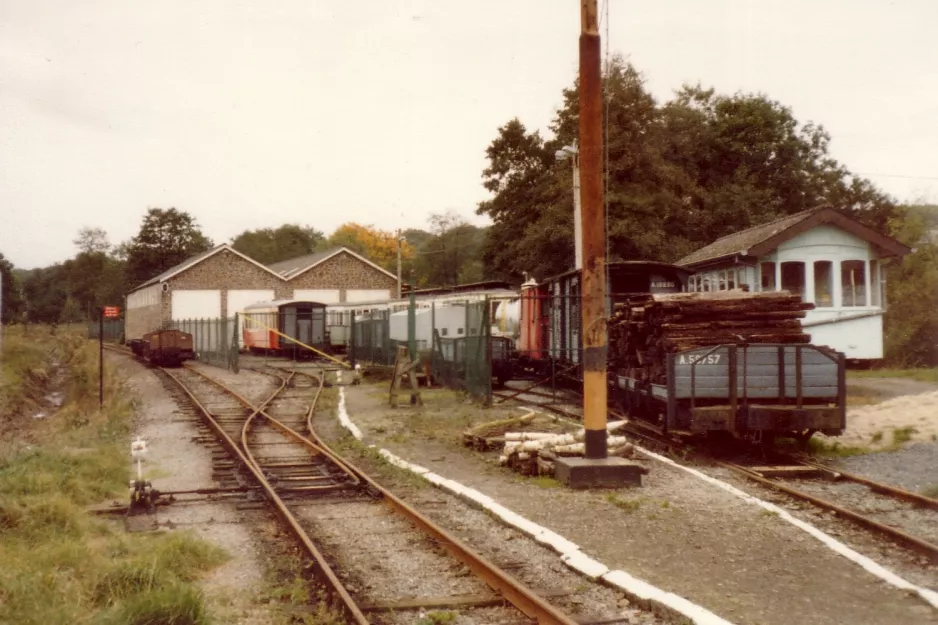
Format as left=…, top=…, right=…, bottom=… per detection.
left=463, top=414, right=635, bottom=477
left=608, top=290, right=814, bottom=384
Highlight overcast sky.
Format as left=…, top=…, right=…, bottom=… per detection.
left=2, top=1, right=936, bottom=269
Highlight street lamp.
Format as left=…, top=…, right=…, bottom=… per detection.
left=555, top=144, right=583, bottom=271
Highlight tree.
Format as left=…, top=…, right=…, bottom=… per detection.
left=74, top=227, right=111, bottom=255
left=882, top=204, right=938, bottom=366
left=477, top=55, right=899, bottom=282
left=125, top=208, right=213, bottom=287
left=414, top=212, right=486, bottom=287
left=1, top=252, right=24, bottom=324
left=231, top=224, right=325, bottom=264
left=323, top=223, right=414, bottom=273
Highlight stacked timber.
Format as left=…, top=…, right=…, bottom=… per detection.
left=463, top=413, right=636, bottom=477
left=608, top=290, right=814, bottom=384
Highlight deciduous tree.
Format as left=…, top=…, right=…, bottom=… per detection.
left=323, top=223, right=414, bottom=273
left=125, top=208, right=213, bottom=287
left=231, top=224, right=324, bottom=264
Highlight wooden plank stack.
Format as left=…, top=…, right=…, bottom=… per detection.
left=608, top=290, right=814, bottom=384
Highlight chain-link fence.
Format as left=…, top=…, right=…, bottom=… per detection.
left=87, top=319, right=124, bottom=342
left=350, top=298, right=497, bottom=402
left=170, top=317, right=239, bottom=372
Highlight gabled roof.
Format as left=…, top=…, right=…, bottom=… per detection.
left=676, top=206, right=912, bottom=269
left=129, top=243, right=284, bottom=293
left=269, top=246, right=397, bottom=281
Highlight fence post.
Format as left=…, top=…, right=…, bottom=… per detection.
left=349, top=311, right=356, bottom=369
left=231, top=313, right=239, bottom=373
left=484, top=296, right=492, bottom=405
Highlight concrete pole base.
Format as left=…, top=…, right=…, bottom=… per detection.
left=554, top=457, right=648, bottom=489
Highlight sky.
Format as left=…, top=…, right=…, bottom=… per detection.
left=2, top=1, right=937, bottom=269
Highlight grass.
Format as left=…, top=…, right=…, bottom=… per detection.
left=921, top=484, right=938, bottom=499
left=523, top=475, right=563, bottom=489
left=846, top=382, right=890, bottom=407
left=805, top=437, right=870, bottom=458
left=416, top=611, right=458, bottom=625
left=605, top=493, right=643, bottom=513
left=847, top=367, right=938, bottom=384
left=0, top=326, right=230, bottom=624
left=892, top=426, right=918, bottom=445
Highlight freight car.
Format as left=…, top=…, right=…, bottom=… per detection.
left=516, top=262, right=846, bottom=444
left=516, top=261, right=690, bottom=379
left=128, top=329, right=195, bottom=367
left=241, top=299, right=329, bottom=359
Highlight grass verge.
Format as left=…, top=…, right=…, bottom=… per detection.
left=0, top=326, right=229, bottom=624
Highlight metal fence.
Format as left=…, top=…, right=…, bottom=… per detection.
left=170, top=316, right=240, bottom=371
left=351, top=298, right=493, bottom=402
left=87, top=319, right=124, bottom=342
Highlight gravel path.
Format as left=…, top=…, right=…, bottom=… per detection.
left=336, top=381, right=938, bottom=625
left=834, top=442, right=938, bottom=494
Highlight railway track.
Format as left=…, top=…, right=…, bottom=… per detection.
left=106, top=346, right=578, bottom=624
left=494, top=383, right=938, bottom=567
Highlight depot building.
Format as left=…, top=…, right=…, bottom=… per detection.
left=124, top=244, right=398, bottom=340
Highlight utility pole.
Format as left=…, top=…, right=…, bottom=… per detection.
left=578, top=0, right=607, bottom=460
left=554, top=0, right=644, bottom=488
left=396, top=229, right=403, bottom=300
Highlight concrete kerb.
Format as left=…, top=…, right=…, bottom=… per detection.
left=334, top=391, right=737, bottom=625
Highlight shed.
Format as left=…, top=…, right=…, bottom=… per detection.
left=676, top=206, right=912, bottom=360
left=125, top=244, right=399, bottom=343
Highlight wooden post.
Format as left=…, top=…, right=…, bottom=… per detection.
left=389, top=345, right=423, bottom=407
left=579, top=0, right=608, bottom=459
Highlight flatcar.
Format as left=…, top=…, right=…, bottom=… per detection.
left=241, top=299, right=329, bottom=360
left=128, top=329, right=194, bottom=367
left=515, top=261, right=846, bottom=444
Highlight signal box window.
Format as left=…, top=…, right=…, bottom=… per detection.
left=841, top=260, right=867, bottom=306
left=813, top=261, right=833, bottom=307
left=780, top=262, right=805, bottom=299
left=760, top=263, right=776, bottom=291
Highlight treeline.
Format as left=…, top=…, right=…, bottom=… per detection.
left=474, top=55, right=936, bottom=366
left=0, top=208, right=485, bottom=326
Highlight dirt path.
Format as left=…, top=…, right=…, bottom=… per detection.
left=337, top=381, right=938, bottom=625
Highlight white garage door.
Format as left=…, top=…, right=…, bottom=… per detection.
left=293, top=289, right=340, bottom=304
left=171, top=290, right=222, bottom=352
left=346, top=289, right=391, bottom=303
left=171, top=290, right=221, bottom=320
left=227, top=289, right=275, bottom=348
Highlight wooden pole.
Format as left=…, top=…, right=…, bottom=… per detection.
left=579, top=0, right=608, bottom=459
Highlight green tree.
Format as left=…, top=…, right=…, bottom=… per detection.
left=413, top=212, right=486, bottom=287
left=1, top=252, right=25, bottom=324
left=883, top=204, right=938, bottom=366
left=125, top=208, right=213, bottom=287
left=230, top=224, right=325, bottom=264
left=477, top=55, right=899, bottom=282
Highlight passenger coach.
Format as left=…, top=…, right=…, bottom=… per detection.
left=241, top=299, right=329, bottom=359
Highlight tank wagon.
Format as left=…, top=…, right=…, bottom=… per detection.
left=241, top=300, right=329, bottom=359
left=516, top=261, right=846, bottom=444
left=128, top=329, right=195, bottom=367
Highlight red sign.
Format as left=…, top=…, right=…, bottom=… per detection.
left=103, top=306, right=121, bottom=318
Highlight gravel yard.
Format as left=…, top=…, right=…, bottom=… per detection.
left=330, top=380, right=938, bottom=625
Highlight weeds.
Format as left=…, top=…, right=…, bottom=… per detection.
left=605, top=493, right=642, bottom=513
left=0, top=328, right=228, bottom=624
left=892, top=426, right=918, bottom=446
left=870, top=431, right=884, bottom=444
left=921, top=484, right=938, bottom=499
left=806, top=437, right=870, bottom=457
left=416, top=610, right=458, bottom=625
left=524, top=475, right=562, bottom=489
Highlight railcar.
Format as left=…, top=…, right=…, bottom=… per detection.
left=515, top=261, right=846, bottom=443
left=515, top=261, right=690, bottom=379
left=241, top=300, right=329, bottom=359
left=128, top=329, right=194, bottom=367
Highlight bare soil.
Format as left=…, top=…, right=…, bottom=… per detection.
left=332, top=380, right=938, bottom=625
